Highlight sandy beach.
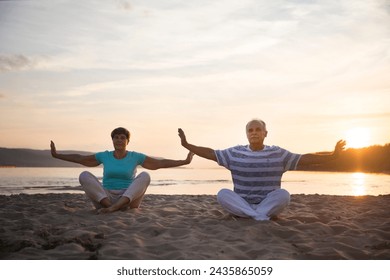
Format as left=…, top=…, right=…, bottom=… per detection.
left=0, top=193, right=389, bottom=260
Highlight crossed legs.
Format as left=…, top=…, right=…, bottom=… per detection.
left=79, top=171, right=151, bottom=210
left=217, top=188, right=290, bottom=221
left=79, top=171, right=288, bottom=219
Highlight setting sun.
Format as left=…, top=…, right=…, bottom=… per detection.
left=345, top=127, right=371, bottom=148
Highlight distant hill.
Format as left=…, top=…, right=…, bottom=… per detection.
left=296, top=143, right=390, bottom=174
left=0, top=148, right=94, bottom=167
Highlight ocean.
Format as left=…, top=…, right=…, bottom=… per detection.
left=1, top=167, right=389, bottom=196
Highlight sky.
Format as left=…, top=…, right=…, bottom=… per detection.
left=0, top=0, right=389, bottom=167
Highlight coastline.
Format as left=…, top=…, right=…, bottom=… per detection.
left=1, top=193, right=389, bottom=260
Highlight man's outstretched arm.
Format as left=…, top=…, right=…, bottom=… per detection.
left=178, top=128, right=217, bottom=162
left=297, top=140, right=346, bottom=167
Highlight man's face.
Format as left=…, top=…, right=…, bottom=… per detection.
left=246, top=121, right=267, bottom=145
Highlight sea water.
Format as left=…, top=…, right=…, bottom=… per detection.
left=0, top=167, right=389, bottom=196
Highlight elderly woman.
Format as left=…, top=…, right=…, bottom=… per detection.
left=51, top=127, right=193, bottom=214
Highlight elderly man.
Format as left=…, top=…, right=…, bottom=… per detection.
left=178, top=119, right=345, bottom=220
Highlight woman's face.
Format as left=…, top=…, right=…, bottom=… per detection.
left=112, top=134, right=129, bottom=150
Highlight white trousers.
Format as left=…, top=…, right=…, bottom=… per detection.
left=217, top=188, right=290, bottom=221
left=79, top=171, right=151, bottom=209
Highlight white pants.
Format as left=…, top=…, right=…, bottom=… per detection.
left=79, top=171, right=151, bottom=209
left=217, top=188, right=290, bottom=221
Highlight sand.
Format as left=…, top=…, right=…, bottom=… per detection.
left=0, top=193, right=389, bottom=260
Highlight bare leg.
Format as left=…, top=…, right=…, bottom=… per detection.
left=98, top=196, right=130, bottom=214
left=99, top=197, right=112, bottom=208
left=129, top=188, right=147, bottom=208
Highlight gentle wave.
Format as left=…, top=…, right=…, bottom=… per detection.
left=0, top=179, right=233, bottom=195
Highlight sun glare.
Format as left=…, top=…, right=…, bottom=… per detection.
left=345, top=127, right=371, bottom=148
left=351, top=172, right=367, bottom=196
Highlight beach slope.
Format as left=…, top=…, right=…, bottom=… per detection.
left=0, top=194, right=389, bottom=259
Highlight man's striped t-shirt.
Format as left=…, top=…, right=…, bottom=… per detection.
left=215, top=145, right=301, bottom=204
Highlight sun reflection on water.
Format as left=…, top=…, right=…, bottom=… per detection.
left=351, top=172, right=367, bottom=196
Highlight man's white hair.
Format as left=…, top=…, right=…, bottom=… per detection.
left=246, top=119, right=267, bottom=131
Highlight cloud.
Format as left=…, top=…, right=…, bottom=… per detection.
left=340, top=113, right=390, bottom=120
left=0, top=54, right=35, bottom=73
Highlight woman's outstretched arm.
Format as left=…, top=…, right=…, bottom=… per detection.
left=50, top=141, right=100, bottom=167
